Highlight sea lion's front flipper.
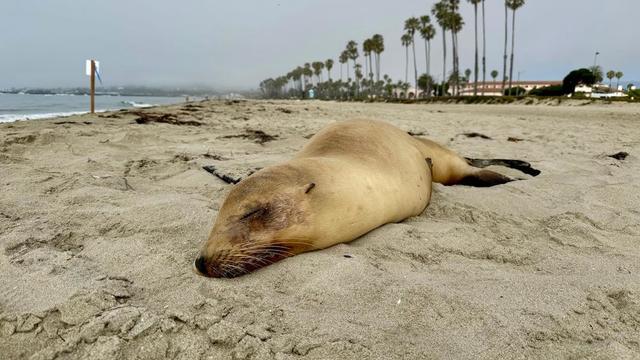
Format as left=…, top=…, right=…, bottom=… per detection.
left=465, top=158, right=541, bottom=177
left=425, top=158, right=433, bottom=173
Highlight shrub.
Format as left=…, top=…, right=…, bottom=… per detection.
left=562, top=68, right=596, bottom=94
left=503, top=87, right=526, bottom=96
left=628, top=89, right=640, bottom=98
left=529, top=85, right=565, bottom=97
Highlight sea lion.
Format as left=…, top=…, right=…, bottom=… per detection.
left=195, top=120, right=539, bottom=278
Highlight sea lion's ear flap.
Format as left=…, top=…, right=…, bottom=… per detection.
left=304, top=182, right=316, bottom=194
left=425, top=158, right=433, bottom=172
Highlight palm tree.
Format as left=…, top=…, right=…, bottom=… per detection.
left=363, top=38, right=374, bottom=82
left=491, top=70, right=499, bottom=88
left=285, top=71, right=293, bottom=93
left=346, top=41, right=359, bottom=85
left=448, top=8, right=464, bottom=96
left=312, top=61, right=325, bottom=83
left=303, top=63, right=311, bottom=89
left=362, top=39, right=370, bottom=82
left=370, top=41, right=376, bottom=83
left=383, top=74, right=393, bottom=98
left=606, top=70, right=615, bottom=89
left=401, top=33, right=412, bottom=84
left=325, top=59, right=334, bottom=81
left=465, top=68, right=472, bottom=84
left=507, top=0, right=525, bottom=95
left=405, top=17, right=421, bottom=94
left=372, top=34, right=385, bottom=82
left=354, top=63, right=363, bottom=96
left=292, top=67, right=303, bottom=96
left=339, top=51, right=349, bottom=81
left=615, top=71, right=624, bottom=90
left=501, top=1, right=509, bottom=93
left=420, top=16, right=436, bottom=97
left=481, top=0, right=487, bottom=95
left=468, top=0, right=482, bottom=95
left=432, top=1, right=449, bottom=96
left=589, top=65, right=603, bottom=84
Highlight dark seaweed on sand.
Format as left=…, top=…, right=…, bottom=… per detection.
left=220, top=129, right=278, bottom=145
left=131, top=112, right=203, bottom=126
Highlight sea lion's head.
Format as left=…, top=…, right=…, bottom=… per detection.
left=195, top=165, right=317, bottom=278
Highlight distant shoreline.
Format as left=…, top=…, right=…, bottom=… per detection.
left=0, top=85, right=229, bottom=98
left=0, top=90, right=211, bottom=98
left=0, top=93, right=186, bottom=123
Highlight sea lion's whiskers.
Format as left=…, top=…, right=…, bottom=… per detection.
left=244, top=249, right=290, bottom=263
left=246, top=245, right=295, bottom=258
left=220, top=261, right=247, bottom=277
left=229, top=253, right=271, bottom=267
left=269, top=239, right=316, bottom=249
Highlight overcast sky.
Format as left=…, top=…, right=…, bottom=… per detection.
left=0, top=0, right=637, bottom=90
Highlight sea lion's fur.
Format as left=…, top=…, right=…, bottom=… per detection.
left=195, top=120, right=537, bottom=278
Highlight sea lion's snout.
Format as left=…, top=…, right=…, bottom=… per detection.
left=194, top=244, right=297, bottom=278
left=193, top=255, right=229, bottom=278
left=194, top=251, right=249, bottom=278
left=194, top=256, right=208, bottom=276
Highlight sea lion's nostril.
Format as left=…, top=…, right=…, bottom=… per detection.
left=195, top=256, right=208, bottom=275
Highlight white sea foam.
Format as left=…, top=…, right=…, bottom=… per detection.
left=121, top=100, right=153, bottom=108
left=0, top=94, right=178, bottom=123
left=0, top=111, right=91, bottom=123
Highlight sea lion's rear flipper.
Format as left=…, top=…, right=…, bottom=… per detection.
left=458, top=169, right=514, bottom=187
left=465, top=158, right=541, bottom=177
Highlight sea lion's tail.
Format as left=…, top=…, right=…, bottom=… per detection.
left=458, top=169, right=514, bottom=187
left=465, top=158, right=541, bottom=177
left=411, top=136, right=540, bottom=187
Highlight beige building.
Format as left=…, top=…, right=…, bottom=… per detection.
left=391, top=80, right=563, bottom=98
left=459, top=81, right=562, bottom=96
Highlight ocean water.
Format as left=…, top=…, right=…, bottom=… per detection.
left=0, top=93, right=185, bottom=123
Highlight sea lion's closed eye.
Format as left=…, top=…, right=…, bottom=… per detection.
left=240, top=207, right=267, bottom=220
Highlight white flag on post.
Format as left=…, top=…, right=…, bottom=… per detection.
left=85, top=60, right=100, bottom=76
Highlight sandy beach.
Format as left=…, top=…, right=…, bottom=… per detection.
left=1, top=100, right=639, bottom=359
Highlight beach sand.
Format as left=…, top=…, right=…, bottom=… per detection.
left=1, top=100, right=639, bottom=359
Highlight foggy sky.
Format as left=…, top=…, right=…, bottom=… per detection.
left=1, top=0, right=637, bottom=90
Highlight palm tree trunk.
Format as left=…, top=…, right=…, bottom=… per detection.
left=405, top=46, right=409, bottom=84
left=353, top=60, right=359, bottom=96
left=369, top=53, right=374, bottom=82
left=481, top=0, right=486, bottom=96
left=451, top=30, right=456, bottom=96
left=427, top=40, right=432, bottom=97
left=474, top=3, right=479, bottom=96
left=442, top=28, right=447, bottom=96
left=502, top=2, right=508, bottom=94
left=412, top=39, right=418, bottom=97
left=456, top=32, right=461, bottom=96
left=364, top=55, right=368, bottom=85
left=508, top=8, right=517, bottom=96
left=424, top=39, right=429, bottom=98
left=424, top=39, right=429, bottom=79
left=376, top=53, right=381, bottom=83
